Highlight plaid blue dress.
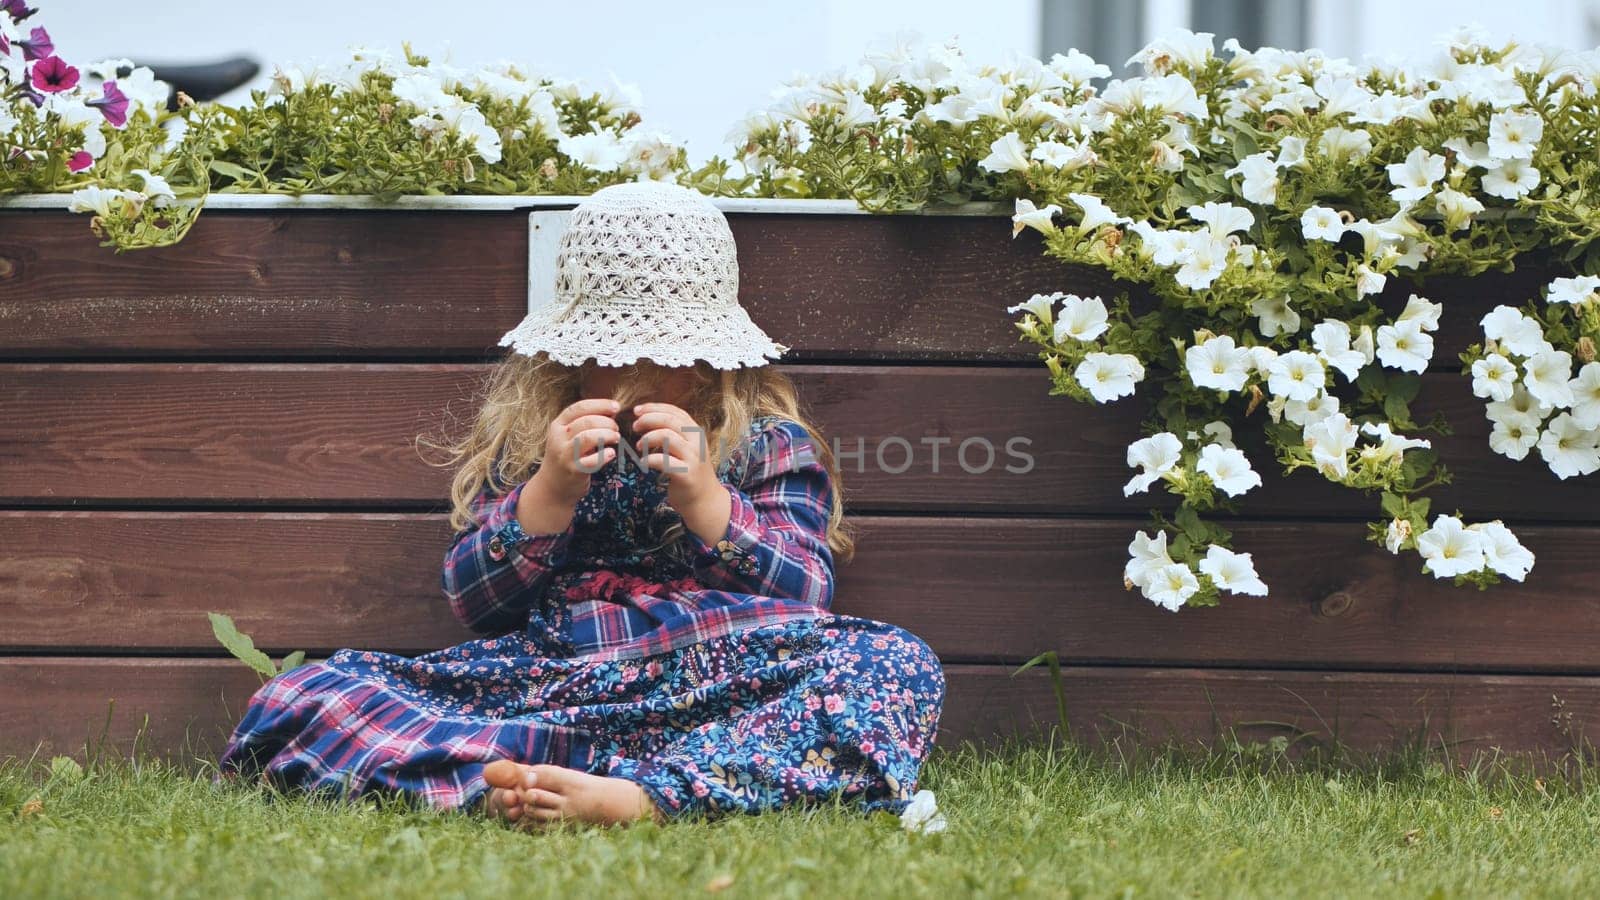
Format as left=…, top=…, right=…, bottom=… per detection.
left=217, top=415, right=946, bottom=818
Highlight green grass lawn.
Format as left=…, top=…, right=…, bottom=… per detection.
left=3, top=741, right=1598, bottom=900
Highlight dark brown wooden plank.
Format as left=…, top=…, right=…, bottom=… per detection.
left=0, top=211, right=529, bottom=357
left=0, top=209, right=1565, bottom=365
left=0, top=363, right=1586, bottom=520
left=4, top=512, right=1596, bottom=673
left=4, top=658, right=1593, bottom=761
left=0, top=211, right=1088, bottom=361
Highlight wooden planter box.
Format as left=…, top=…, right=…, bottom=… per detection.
left=1, top=197, right=1595, bottom=762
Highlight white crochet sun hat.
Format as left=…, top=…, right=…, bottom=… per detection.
left=498, top=181, right=789, bottom=368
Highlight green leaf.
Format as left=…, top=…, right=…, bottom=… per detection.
left=1399, top=449, right=1439, bottom=488
left=48, top=756, right=84, bottom=783
left=207, top=160, right=256, bottom=183
left=208, top=612, right=279, bottom=680
left=1388, top=373, right=1423, bottom=403
left=1380, top=491, right=1406, bottom=519
left=1382, top=392, right=1413, bottom=427
left=1232, top=130, right=1259, bottom=160
left=278, top=650, right=307, bottom=674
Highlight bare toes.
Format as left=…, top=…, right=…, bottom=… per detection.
left=483, top=759, right=528, bottom=790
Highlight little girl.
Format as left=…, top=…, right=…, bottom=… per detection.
left=217, top=180, right=946, bottom=826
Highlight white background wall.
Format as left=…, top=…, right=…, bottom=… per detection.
left=40, top=0, right=1600, bottom=164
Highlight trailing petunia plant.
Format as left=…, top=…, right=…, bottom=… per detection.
left=731, top=29, right=1600, bottom=609
left=0, top=3, right=690, bottom=248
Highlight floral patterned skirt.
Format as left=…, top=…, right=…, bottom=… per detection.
left=216, top=614, right=946, bottom=818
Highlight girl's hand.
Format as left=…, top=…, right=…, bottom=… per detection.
left=632, top=402, right=732, bottom=545
left=519, top=398, right=621, bottom=534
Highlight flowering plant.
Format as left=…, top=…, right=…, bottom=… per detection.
left=213, top=45, right=686, bottom=198
left=732, top=29, right=1600, bottom=608
left=0, top=4, right=688, bottom=248
left=0, top=1, right=219, bottom=247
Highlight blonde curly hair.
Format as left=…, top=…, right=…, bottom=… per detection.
left=418, top=353, right=854, bottom=561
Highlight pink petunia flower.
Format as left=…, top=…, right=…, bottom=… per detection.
left=66, top=150, right=93, bottom=172
left=30, top=55, right=78, bottom=93
left=87, top=80, right=128, bottom=127
left=18, top=25, right=49, bottom=60
left=1, top=1, right=37, bottom=22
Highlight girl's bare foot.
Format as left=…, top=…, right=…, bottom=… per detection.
left=482, top=759, right=661, bottom=827
left=481, top=760, right=529, bottom=824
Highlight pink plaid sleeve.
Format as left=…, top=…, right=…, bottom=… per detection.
left=441, top=477, right=576, bottom=635
left=684, top=419, right=836, bottom=608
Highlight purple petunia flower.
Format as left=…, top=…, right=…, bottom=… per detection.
left=87, top=79, right=128, bottom=127
left=1, top=0, right=37, bottom=22
left=67, top=150, right=93, bottom=173
left=29, top=55, right=78, bottom=93
left=18, top=25, right=50, bottom=61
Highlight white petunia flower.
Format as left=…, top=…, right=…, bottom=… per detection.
left=1187, top=201, right=1255, bottom=237
left=1029, top=139, right=1097, bottom=170
left=1266, top=350, right=1326, bottom=402
left=1485, top=384, right=1554, bottom=425
left=1284, top=391, right=1340, bottom=428
left=1125, top=530, right=1174, bottom=589
left=1202, top=421, right=1235, bottom=448
left=1185, top=335, right=1252, bottom=392
left=1471, top=353, right=1518, bottom=401
left=1318, top=126, right=1372, bottom=161
left=978, top=132, right=1031, bottom=174
left=1434, top=186, right=1485, bottom=231
left=1444, top=136, right=1496, bottom=169
left=557, top=131, right=625, bottom=172
left=1487, top=110, right=1544, bottom=160
left=1354, top=264, right=1386, bottom=297
left=1300, top=206, right=1345, bottom=241
left=1250, top=295, right=1301, bottom=338
left=1416, top=515, right=1486, bottom=579
left=1226, top=151, right=1279, bottom=204
left=1488, top=412, right=1541, bottom=461
left=68, top=186, right=145, bottom=218
left=1375, top=320, right=1435, bottom=373
left=1354, top=325, right=1376, bottom=364
left=1359, top=422, right=1432, bottom=463
left=1523, top=349, right=1575, bottom=409
left=1481, top=158, right=1540, bottom=199
left=1142, top=562, right=1200, bottom=611
left=1006, top=292, right=1056, bottom=323
left=1536, top=413, right=1600, bottom=479
left=1011, top=198, right=1060, bottom=238
left=1386, top=146, right=1446, bottom=207
left=900, top=790, right=948, bottom=834
left=1384, top=517, right=1411, bottom=554
left=1397, top=294, right=1443, bottom=332
left=1053, top=295, right=1110, bottom=343
left=1246, top=345, right=1278, bottom=375
left=1311, top=320, right=1367, bottom=381
left=1547, top=275, right=1600, bottom=306
left=131, top=169, right=176, bottom=209
left=1127, top=30, right=1215, bottom=75
left=1569, top=363, right=1600, bottom=429
left=1196, top=444, right=1261, bottom=497
left=1068, top=193, right=1131, bottom=231
left=1479, top=306, right=1552, bottom=358
left=1197, top=545, right=1268, bottom=596
left=1124, top=432, right=1182, bottom=496
left=1129, top=222, right=1191, bottom=266
left=1302, top=412, right=1358, bottom=481
left=1468, top=521, right=1536, bottom=582
left=1173, top=236, right=1230, bottom=290
left=1076, top=353, right=1145, bottom=403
